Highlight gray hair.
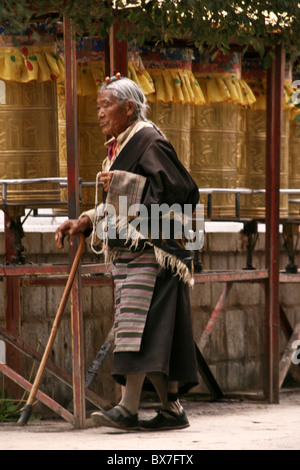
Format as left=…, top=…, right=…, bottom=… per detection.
left=99, top=76, right=149, bottom=121
left=99, top=76, right=165, bottom=136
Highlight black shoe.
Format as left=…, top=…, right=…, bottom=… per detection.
left=138, top=408, right=190, bottom=431
left=91, top=405, right=139, bottom=431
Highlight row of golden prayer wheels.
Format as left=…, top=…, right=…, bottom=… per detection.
left=0, top=79, right=300, bottom=221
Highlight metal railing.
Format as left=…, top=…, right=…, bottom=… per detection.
left=198, top=187, right=300, bottom=220
left=0, top=178, right=300, bottom=220
left=0, top=177, right=101, bottom=208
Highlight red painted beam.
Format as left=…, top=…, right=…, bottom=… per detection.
left=198, top=283, right=233, bottom=351
left=0, top=263, right=109, bottom=276
left=0, top=363, right=74, bottom=425
left=194, top=269, right=269, bottom=283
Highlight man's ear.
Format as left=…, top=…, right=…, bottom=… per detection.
left=127, top=99, right=135, bottom=117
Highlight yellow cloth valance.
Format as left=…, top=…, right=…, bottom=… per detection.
left=145, top=68, right=205, bottom=105
left=245, top=79, right=296, bottom=111
left=194, top=73, right=256, bottom=107
left=242, top=58, right=296, bottom=112
left=191, top=50, right=256, bottom=106
left=192, top=51, right=256, bottom=106
left=74, top=61, right=155, bottom=97
left=140, top=46, right=205, bottom=105
left=128, top=63, right=155, bottom=96
left=0, top=45, right=155, bottom=98
left=0, top=45, right=64, bottom=83
left=71, top=38, right=155, bottom=97
left=76, top=61, right=105, bottom=96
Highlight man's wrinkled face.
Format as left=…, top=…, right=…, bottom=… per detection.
left=96, top=89, right=134, bottom=137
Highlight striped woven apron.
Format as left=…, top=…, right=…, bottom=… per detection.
left=111, top=248, right=158, bottom=353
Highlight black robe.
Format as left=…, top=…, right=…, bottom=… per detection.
left=108, top=126, right=199, bottom=394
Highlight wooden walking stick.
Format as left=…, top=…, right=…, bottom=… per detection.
left=18, top=232, right=85, bottom=426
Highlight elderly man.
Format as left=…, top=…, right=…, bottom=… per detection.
left=55, top=76, right=199, bottom=431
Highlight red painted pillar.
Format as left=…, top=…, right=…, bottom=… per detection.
left=108, top=23, right=128, bottom=77
left=265, top=44, right=284, bottom=403
left=64, top=17, right=85, bottom=428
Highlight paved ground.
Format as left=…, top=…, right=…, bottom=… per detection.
left=1, top=388, right=300, bottom=451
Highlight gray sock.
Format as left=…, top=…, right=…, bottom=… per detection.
left=118, top=373, right=146, bottom=415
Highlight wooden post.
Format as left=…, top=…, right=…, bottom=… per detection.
left=265, top=44, right=285, bottom=403
left=108, top=23, right=128, bottom=77
left=63, top=17, right=86, bottom=428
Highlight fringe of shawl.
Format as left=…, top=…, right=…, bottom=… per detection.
left=91, top=170, right=194, bottom=285
left=99, top=225, right=194, bottom=286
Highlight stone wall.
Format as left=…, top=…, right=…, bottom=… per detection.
left=1, top=229, right=300, bottom=414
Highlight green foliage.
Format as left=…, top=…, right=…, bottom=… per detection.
left=0, top=399, right=21, bottom=422
left=1, top=1, right=300, bottom=61
left=0, top=389, right=22, bottom=422
left=0, top=390, right=42, bottom=423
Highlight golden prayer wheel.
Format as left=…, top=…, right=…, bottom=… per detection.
left=148, top=101, right=193, bottom=171
left=191, top=101, right=240, bottom=218
left=56, top=38, right=107, bottom=213
left=141, top=46, right=205, bottom=171
left=238, top=58, right=290, bottom=219
left=191, top=50, right=255, bottom=218
left=238, top=106, right=290, bottom=219
left=0, top=79, right=60, bottom=213
left=0, top=32, right=64, bottom=216
left=57, top=88, right=107, bottom=212
left=56, top=39, right=155, bottom=213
